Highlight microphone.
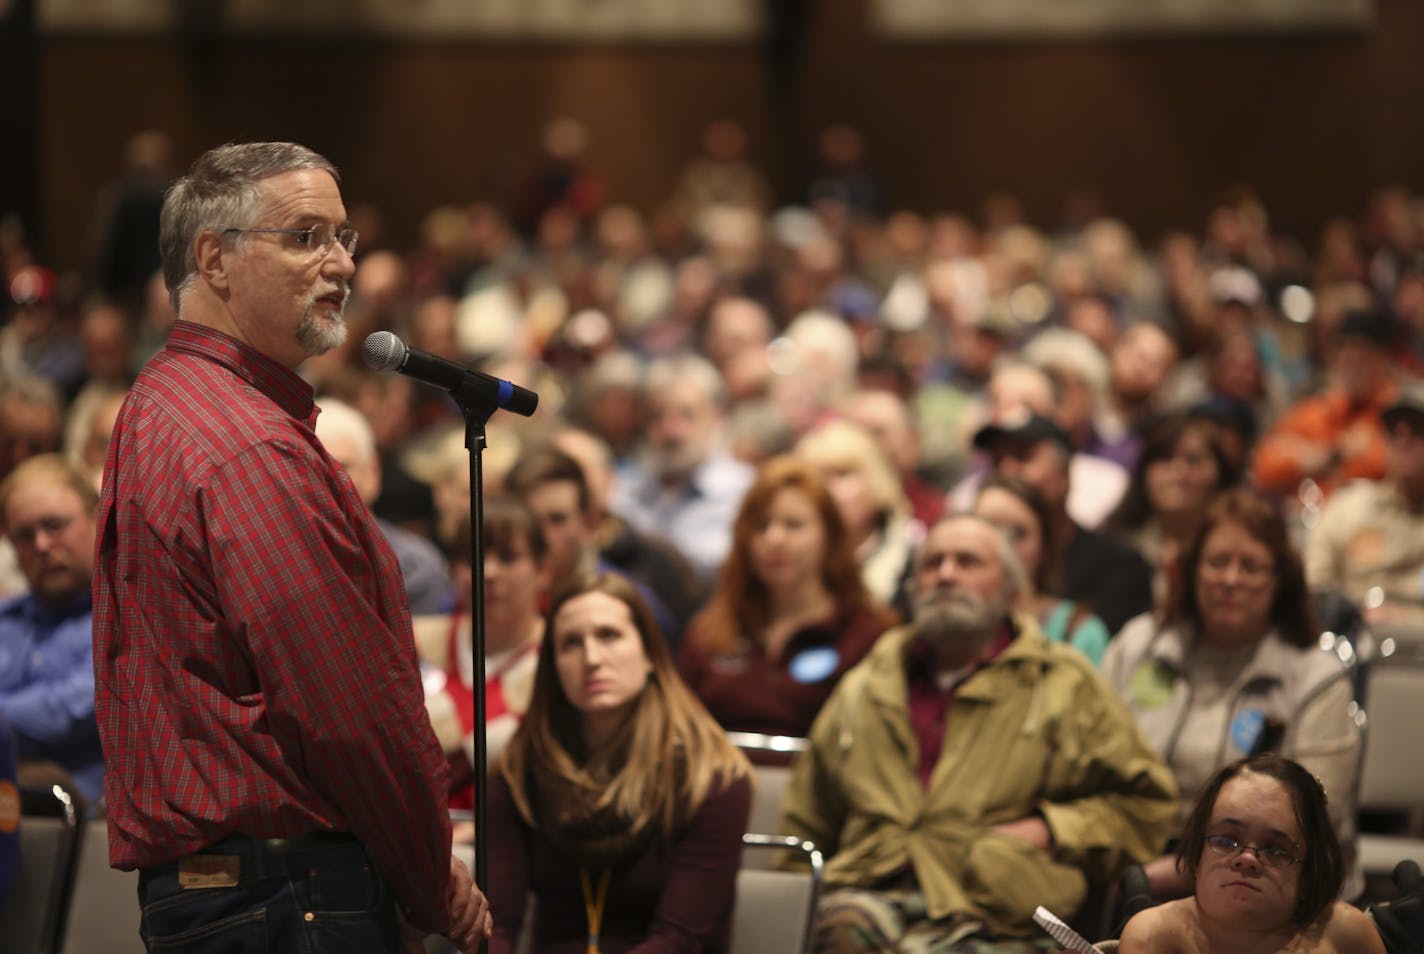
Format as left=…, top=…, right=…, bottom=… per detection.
left=362, top=331, right=538, bottom=418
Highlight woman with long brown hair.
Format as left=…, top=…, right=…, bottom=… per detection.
left=678, top=455, right=897, bottom=739
left=488, top=573, right=751, bottom=954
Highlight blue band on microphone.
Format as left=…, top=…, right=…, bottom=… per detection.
left=498, top=379, right=513, bottom=406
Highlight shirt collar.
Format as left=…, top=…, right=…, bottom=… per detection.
left=905, top=619, right=1016, bottom=690
left=166, top=321, right=317, bottom=423
left=6, top=588, right=93, bottom=625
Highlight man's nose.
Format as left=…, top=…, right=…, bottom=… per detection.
left=325, top=240, right=357, bottom=278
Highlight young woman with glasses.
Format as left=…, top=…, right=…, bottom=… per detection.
left=1118, top=755, right=1385, bottom=953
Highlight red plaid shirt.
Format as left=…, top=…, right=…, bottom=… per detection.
left=93, top=322, right=454, bottom=933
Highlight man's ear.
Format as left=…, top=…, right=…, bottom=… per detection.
left=193, top=230, right=231, bottom=295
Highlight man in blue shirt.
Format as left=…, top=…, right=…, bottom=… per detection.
left=610, top=354, right=753, bottom=584
left=0, top=453, right=103, bottom=807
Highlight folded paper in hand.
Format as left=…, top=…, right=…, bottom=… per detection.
left=1032, top=905, right=1096, bottom=953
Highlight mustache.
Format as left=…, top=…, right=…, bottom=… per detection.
left=310, top=282, right=350, bottom=309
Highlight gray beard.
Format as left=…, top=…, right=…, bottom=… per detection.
left=297, top=296, right=348, bottom=356
left=913, top=590, right=1003, bottom=659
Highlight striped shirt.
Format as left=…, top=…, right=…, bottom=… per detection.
left=93, top=321, right=454, bottom=933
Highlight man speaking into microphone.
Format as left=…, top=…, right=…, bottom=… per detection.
left=93, top=142, right=491, bottom=953
left=362, top=330, right=538, bottom=418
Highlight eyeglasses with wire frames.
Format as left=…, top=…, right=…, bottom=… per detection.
left=222, top=223, right=358, bottom=258
left=1203, top=832, right=1301, bottom=869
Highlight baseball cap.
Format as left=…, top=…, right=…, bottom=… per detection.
left=1335, top=309, right=1396, bottom=348
left=972, top=412, right=1073, bottom=454
left=7, top=266, right=55, bottom=306
left=1383, top=380, right=1424, bottom=428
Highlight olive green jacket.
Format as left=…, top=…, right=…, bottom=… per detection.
left=780, top=613, right=1177, bottom=937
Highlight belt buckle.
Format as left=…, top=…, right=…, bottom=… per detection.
left=178, top=854, right=240, bottom=889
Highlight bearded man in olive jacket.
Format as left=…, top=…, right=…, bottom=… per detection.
left=782, top=515, right=1176, bottom=952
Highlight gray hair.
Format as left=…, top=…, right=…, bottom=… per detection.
left=1021, top=327, right=1110, bottom=399
left=644, top=352, right=727, bottom=409
left=159, top=142, right=339, bottom=313
left=314, top=397, right=376, bottom=464
left=919, top=513, right=1029, bottom=605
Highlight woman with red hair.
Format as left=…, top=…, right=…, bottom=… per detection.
left=678, top=455, right=897, bottom=740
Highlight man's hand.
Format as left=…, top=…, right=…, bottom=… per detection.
left=400, top=920, right=428, bottom=954
left=446, top=854, right=493, bottom=953
left=991, top=815, right=1053, bottom=851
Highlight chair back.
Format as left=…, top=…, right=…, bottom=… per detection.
left=733, top=833, right=822, bottom=954
left=1356, top=641, right=1424, bottom=878
left=0, top=785, right=79, bottom=954
left=746, top=764, right=793, bottom=846
left=1359, top=643, right=1424, bottom=811
left=729, top=732, right=806, bottom=857
left=61, top=817, right=144, bottom=954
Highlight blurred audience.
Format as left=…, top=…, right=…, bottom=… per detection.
left=611, top=353, right=753, bottom=582
left=417, top=500, right=548, bottom=811
left=1106, top=411, right=1238, bottom=603
left=550, top=426, right=710, bottom=638
left=837, top=388, right=946, bottom=529
left=949, top=360, right=1130, bottom=529
left=12, top=130, right=1424, bottom=932
left=782, top=514, right=1176, bottom=949
left=679, top=456, right=897, bottom=739
left=504, top=443, right=685, bottom=646
left=0, top=454, right=104, bottom=807
left=1305, top=380, right=1424, bottom=630
left=1253, top=309, right=1399, bottom=503
left=972, top=473, right=1112, bottom=666
left=795, top=419, right=918, bottom=608
left=488, top=573, right=750, bottom=954
left=1102, top=487, right=1362, bottom=901
left=2, top=268, right=85, bottom=400
left=314, top=397, right=454, bottom=615
left=970, top=413, right=1154, bottom=634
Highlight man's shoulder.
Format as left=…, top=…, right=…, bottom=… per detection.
left=125, top=359, right=316, bottom=471
left=820, top=625, right=913, bottom=700
left=0, top=593, right=31, bottom=622
left=693, top=453, right=754, bottom=497
left=1320, top=477, right=1405, bottom=526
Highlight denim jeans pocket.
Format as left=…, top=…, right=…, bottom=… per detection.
left=141, top=887, right=268, bottom=953
left=301, top=860, right=399, bottom=952
left=306, top=859, right=386, bottom=914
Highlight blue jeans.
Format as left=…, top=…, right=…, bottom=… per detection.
left=137, top=833, right=401, bottom=953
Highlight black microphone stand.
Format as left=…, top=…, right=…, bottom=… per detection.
left=452, top=380, right=501, bottom=954
left=365, top=328, right=538, bottom=954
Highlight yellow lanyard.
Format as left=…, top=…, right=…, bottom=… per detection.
left=579, top=867, right=612, bottom=954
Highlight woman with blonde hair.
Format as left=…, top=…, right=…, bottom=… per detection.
left=680, top=455, right=897, bottom=739
left=794, top=418, right=917, bottom=607
left=488, top=573, right=751, bottom=954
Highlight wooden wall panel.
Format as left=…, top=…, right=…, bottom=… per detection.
left=30, top=0, right=1424, bottom=272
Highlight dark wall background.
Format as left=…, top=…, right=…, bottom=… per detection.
left=27, top=0, right=1424, bottom=272
left=2, top=0, right=40, bottom=253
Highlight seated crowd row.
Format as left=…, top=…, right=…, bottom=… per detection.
left=4, top=170, right=1424, bottom=949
